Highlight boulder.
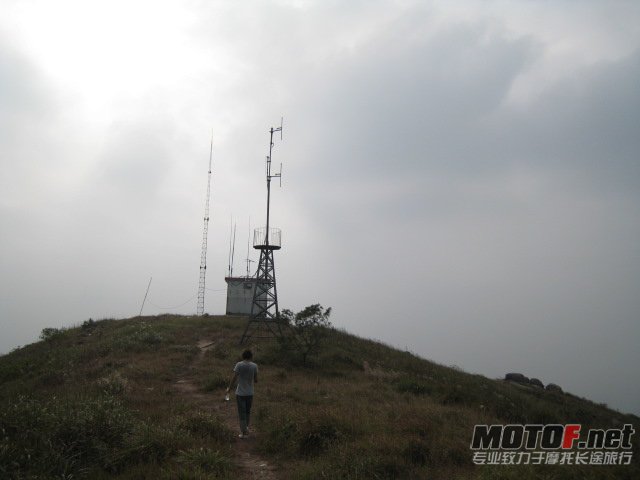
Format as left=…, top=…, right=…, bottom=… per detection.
left=545, top=383, right=563, bottom=394
left=529, top=378, right=544, bottom=388
left=505, top=372, right=529, bottom=384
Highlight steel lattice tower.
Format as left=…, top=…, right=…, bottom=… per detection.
left=241, top=122, right=284, bottom=343
left=197, top=136, right=214, bottom=316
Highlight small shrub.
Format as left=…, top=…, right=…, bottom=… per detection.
left=40, top=327, right=64, bottom=341
left=280, top=304, right=333, bottom=365
left=81, top=318, right=98, bottom=332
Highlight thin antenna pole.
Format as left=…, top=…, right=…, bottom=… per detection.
left=265, top=131, right=273, bottom=245
left=227, top=218, right=233, bottom=277
left=230, top=221, right=237, bottom=277
left=265, top=121, right=283, bottom=246
left=197, top=132, right=214, bottom=316
left=139, top=276, right=152, bottom=316
left=246, top=216, right=251, bottom=278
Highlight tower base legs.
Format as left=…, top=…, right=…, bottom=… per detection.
left=240, top=248, right=282, bottom=344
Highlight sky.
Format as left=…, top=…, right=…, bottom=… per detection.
left=1, top=0, right=639, bottom=415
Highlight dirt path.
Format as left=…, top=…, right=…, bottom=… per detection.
left=173, top=339, right=278, bottom=480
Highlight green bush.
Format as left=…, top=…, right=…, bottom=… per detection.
left=280, top=304, right=333, bottom=365
left=40, top=327, right=64, bottom=341
left=81, top=318, right=98, bottom=332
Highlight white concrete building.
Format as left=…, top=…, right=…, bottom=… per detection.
left=224, top=277, right=266, bottom=315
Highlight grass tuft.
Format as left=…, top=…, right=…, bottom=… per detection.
left=180, top=411, right=233, bottom=442
left=176, top=448, right=232, bottom=476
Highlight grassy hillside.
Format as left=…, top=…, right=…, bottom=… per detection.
left=0, top=315, right=637, bottom=479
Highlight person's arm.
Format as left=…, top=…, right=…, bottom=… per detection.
left=226, top=371, right=238, bottom=392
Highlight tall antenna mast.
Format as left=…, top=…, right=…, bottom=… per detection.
left=241, top=118, right=284, bottom=344
left=197, top=133, right=214, bottom=316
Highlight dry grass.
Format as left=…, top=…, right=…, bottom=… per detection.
left=0, top=314, right=638, bottom=479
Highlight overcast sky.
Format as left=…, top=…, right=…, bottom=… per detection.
left=1, top=0, right=639, bottom=415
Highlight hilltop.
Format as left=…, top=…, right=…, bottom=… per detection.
left=0, top=315, right=637, bottom=479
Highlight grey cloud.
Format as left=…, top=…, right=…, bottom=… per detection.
left=99, top=120, right=177, bottom=202
left=291, top=21, right=639, bottom=199
left=499, top=50, right=640, bottom=192
left=0, top=39, right=59, bottom=205
left=0, top=42, right=51, bottom=122
left=273, top=15, right=640, bottom=415
left=290, top=23, right=535, bottom=176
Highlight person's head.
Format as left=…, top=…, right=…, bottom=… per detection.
left=241, top=349, right=253, bottom=360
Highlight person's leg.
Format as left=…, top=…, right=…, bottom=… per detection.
left=245, top=395, right=253, bottom=431
left=236, top=395, right=248, bottom=435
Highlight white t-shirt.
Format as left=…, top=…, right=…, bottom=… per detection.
left=234, top=360, right=258, bottom=396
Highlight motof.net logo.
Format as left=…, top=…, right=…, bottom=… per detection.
left=470, top=424, right=635, bottom=466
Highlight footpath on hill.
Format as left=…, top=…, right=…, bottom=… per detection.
left=173, top=338, right=277, bottom=480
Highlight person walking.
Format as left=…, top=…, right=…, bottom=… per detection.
left=226, top=349, right=258, bottom=438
